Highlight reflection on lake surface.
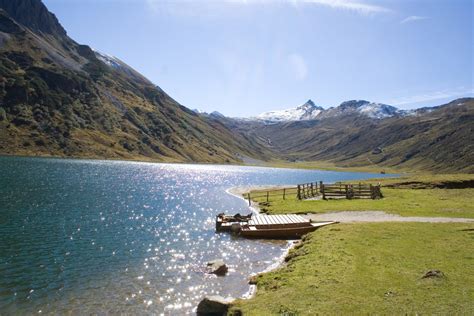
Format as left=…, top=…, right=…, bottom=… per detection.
left=0, top=157, right=393, bottom=314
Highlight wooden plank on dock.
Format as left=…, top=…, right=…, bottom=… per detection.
left=293, top=214, right=308, bottom=223
left=280, top=215, right=289, bottom=224
left=288, top=214, right=300, bottom=223
left=283, top=215, right=295, bottom=223
left=273, top=215, right=281, bottom=224
left=268, top=216, right=277, bottom=225
left=277, top=215, right=287, bottom=224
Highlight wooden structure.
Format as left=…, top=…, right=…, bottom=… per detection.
left=216, top=213, right=337, bottom=239
left=243, top=181, right=383, bottom=204
left=318, top=182, right=383, bottom=200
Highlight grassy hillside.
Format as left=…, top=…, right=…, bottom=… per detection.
left=0, top=2, right=271, bottom=163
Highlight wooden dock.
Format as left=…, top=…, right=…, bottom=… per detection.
left=248, top=214, right=309, bottom=227
left=216, top=213, right=337, bottom=239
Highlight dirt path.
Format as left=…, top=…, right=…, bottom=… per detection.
left=304, top=211, right=474, bottom=223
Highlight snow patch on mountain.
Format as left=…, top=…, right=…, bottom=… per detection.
left=92, top=49, right=122, bottom=69
left=254, top=100, right=324, bottom=122
left=353, top=101, right=402, bottom=119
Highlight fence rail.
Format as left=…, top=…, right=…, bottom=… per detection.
left=243, top=181, right=382, bottom=205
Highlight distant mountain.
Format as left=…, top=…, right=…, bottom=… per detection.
left=244, top=99, right=412, bottom=123
left=252, top=99, right=324, bottom=122
left=0, top=0, right=270, bottom=163
left=215, top=98, right=474, bottom=172
left=320, top=100, right=404, bottom=119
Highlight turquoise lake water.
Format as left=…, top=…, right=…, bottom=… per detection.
left=0, top=156, right=393, bottom=314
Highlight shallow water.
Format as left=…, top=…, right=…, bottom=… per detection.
left=0, top=157, right=393, bottom=314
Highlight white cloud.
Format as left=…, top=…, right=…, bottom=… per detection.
left=400, top=15, right=429, bottom=24
left=288, top=53, right=308, bottom=80
left=387, top=87, right=474, bottom=107
left=301, top=0, right=392, bottom=15
left=145, top=0, right=392, bottom=16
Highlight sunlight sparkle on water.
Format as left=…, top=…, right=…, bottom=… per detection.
left=0, top=157, right=392, bottom=314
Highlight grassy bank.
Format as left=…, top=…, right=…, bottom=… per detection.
left=248, top=174, right=474, bottom=218
left=251, top=187, right=474, bottom=218
left=257, top=159, right=403, bottom=174
left=231, top=222, right=474, bottom=315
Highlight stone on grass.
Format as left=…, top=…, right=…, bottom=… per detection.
left=422, top=270, right=445, bottom=279
left=206, top=259, right=228, bottom=276
left=197, top=295, right=234, bottom=315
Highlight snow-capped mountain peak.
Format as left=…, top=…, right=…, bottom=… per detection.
left=321, top=100, right=404, bottom=119
left=254, top=99, right=324, bottom=122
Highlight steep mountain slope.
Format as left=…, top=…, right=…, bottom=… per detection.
left=219, top=98, right=474, bottom=172
left=0, top=0, right=270, bottom=162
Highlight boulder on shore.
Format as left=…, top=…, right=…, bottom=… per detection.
left=206, top=259, right=228, bottom=276
left=197, top=295, right=234, bottom=315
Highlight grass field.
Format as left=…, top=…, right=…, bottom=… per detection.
left=230, top=222, right=474, bottom=315
left=231, top=174, right=474, bottom=315
left=260, top=160, right=402, bottom=173
left=250, top=187, right=474, bottom=218
left=247, top=174, right=474, bottom=218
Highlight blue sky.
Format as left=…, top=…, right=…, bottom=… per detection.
left=44, top=0, right=473, bottom=116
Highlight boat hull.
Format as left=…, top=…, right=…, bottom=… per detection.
left=239, top=222, right=336, bottom=239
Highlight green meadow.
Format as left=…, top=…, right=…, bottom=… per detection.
left=231, top=174, right=474, bottom=315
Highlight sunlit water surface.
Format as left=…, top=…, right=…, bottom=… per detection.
left=0, top=157, right=394, bottom=314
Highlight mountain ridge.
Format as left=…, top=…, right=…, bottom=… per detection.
left=222, top=99, right=434, bottom=123
left=210, top=97, right=474, bottom=172
left=0, top=0, right=472, bottom=173
left=0, top=0, right=271, bottom=163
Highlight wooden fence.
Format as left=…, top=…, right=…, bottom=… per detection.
left=243, top=181, right=382, bottom=205
left=244, top=186, right=299, bottom=205
left=319, top=182, right=383, bottom=200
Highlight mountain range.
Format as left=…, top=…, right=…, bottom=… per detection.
left=0, top=0, right=472, bottom=172
left=213, top=99, right=436, bottom=123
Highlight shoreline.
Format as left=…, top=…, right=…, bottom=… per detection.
left=224, top=181, right=474, bottom=305
left=0, top=153, right=401, bottom=174
left=225, top=186, right=300, bottom=300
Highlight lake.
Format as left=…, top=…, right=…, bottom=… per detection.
left=0, top=156, right=393, bottom=314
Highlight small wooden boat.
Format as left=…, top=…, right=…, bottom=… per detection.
left=216, top=213, right=337, bottom=239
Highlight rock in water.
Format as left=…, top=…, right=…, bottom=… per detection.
left=206, top=259, right=228, bottom=276
left=197, top=295, right=234, bottom=315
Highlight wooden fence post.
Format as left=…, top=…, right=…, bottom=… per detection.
left=370, top=184, right=374, bottom=199
left=345, top=184, right=348, bottom=199
left=311, top=183, right=314, bottom=196
left=266, top=191, right=269, bottom=202
left=319, top=181, right=323, bottom=193
left=283, top=188, right=286, bottom=200
left=321, top=184, right=326, bottom=200
left=297, top=185, right=301, bottom=200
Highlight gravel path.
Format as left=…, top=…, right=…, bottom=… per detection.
left=304, top=211, right=474, bottom=223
